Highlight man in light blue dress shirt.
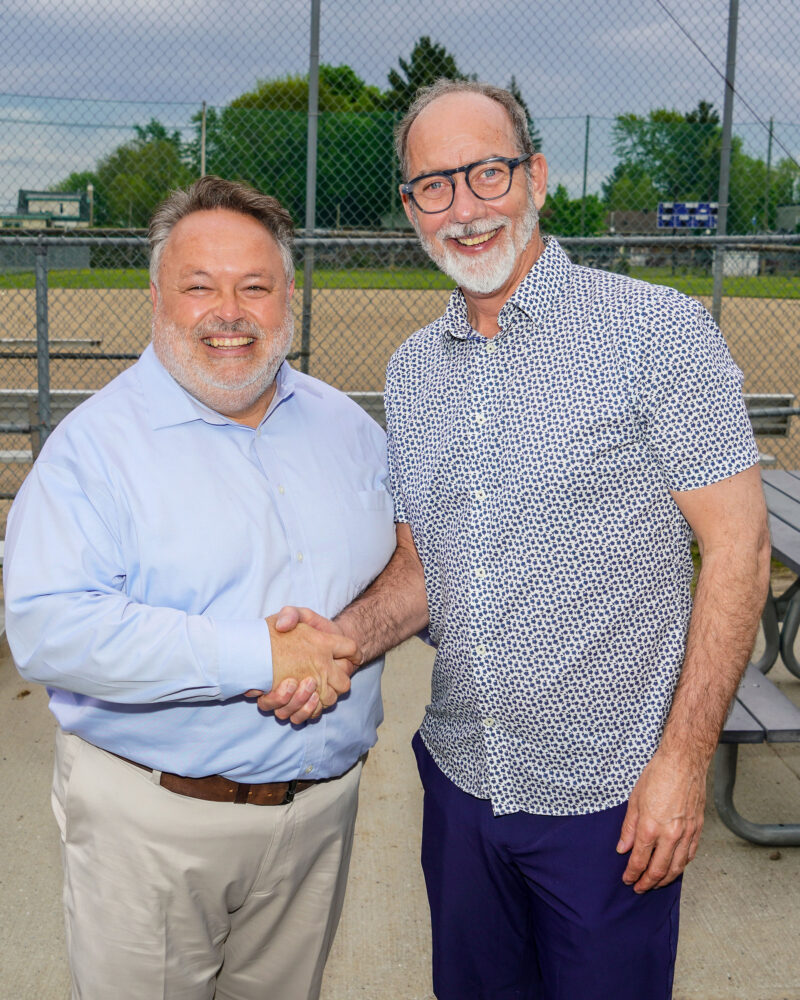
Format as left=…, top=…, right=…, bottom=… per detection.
left=3, top=176, right=396, bottom=1000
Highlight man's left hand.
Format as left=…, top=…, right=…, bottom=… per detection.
left=616, top=748, right=706, bottom=893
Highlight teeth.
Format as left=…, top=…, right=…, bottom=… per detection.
left=204, top=337, right=254, bottom=348
left=455, top=230, right=498, bottom=247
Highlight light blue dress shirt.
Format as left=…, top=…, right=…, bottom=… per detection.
left=4, top=346, right=396, bottom=781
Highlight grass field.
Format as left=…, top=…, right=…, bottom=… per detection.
left=1, top=266, right=799, bottom=298
left=0, top=267, right=455, bottom=290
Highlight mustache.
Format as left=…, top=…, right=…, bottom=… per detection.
left=193, top=318, right=265, bottom=339
left=434, top=216, right=511, bottom=241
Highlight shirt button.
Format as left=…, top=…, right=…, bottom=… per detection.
left=476, top=566, right=487, bottom=580
left=278, top=485, right=285, bottom=495
left=296, top=552, right=304, bottom=562
left=485, top=341, right=497, bottom=354
left=475, top=413, right=486, bottom=425
left=475, top=643, right=487, bottom=657
left=475, top=489, right=486, bottom=502
left=304, top=765, right=313, bottom=774
left=482, top=716, right=495, bottom=728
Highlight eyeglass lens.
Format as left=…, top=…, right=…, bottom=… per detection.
left=411, top=160, right=514, bottom=212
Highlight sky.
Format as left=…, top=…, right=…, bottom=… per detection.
left=1, top=0, right=798, bottom=212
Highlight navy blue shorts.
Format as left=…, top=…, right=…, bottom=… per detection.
left=413, top=731, right=681, bottom=1000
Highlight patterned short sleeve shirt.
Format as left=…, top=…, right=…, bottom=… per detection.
left=385, top=237, right=759, bottom=817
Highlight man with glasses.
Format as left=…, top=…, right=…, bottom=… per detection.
left=268, top=79, right=770, bottom=999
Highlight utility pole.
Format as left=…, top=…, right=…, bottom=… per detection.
left=300, top=0, right=321, bottom=375
left=711, top=0, right=739, bottom=326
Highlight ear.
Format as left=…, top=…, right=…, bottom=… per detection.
left=400, top=189, right=416, bottom=228
left=530, top=153, right=548, bottom=210
left=149, top=281, right=159, bottom=312
left=287, top=275, right=295, bottom=300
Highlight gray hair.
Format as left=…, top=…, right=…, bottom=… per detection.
left=148, top=175, right=295, bottom=287
left=395, top=78, right=535, bottom=181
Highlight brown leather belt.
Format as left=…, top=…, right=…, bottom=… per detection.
left=112, top=752, right=320, bottom=805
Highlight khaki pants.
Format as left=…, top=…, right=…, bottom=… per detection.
left=52, top=729, right=361, bottom=1000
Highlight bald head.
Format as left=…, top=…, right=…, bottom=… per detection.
left=404, top=92, right=521, bottom=183
left=395, top=78, right=534, bottom=180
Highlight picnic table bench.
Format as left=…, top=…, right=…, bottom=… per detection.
left=0, top=389, right=793, bottom=459
left=713, top=469, right=800, bottom=845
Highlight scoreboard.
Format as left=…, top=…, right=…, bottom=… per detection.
left=657, top=202, right=718, bottom=228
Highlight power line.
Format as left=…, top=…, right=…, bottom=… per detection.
left=653, top=0, right=799, bottom=171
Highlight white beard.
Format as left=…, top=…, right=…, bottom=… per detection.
left=153, top=310, right=294, bottom=417
left=415, top=195, right=539, bottom=295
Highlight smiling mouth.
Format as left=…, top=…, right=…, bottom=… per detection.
left=202, top=336, right=255, bottom=349
left=453, top=228, right=500, bottom=247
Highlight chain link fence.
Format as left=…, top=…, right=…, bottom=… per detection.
left=2, top=0, right=800, bottom=533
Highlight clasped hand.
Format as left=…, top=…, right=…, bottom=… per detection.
left=245, top=610, right=360, bottom=723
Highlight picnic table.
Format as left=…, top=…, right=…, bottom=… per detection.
left=713, top=469, right=800, bottom=845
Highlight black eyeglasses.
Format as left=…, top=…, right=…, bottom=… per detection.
left=400, top=154, right=533, bottom=214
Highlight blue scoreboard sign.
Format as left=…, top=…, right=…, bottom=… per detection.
left=657, top=202, right=718, bottom=228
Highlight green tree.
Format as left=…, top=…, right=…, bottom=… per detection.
left=607, top=101, right=800, bottom=232
left=53, top=119, right=192, bottom=228
left=612, top=102, right=723, bottom=204
left=508, top=75, right=542, bottom=152
left=189, top=67, right=393, bottom=228
left=541, top=183, right=606, bottom=236
left=727, top=152, right=800, bottom=233
left=601, top=162, right=661, bottom=213
left=383, top=36, right=467, bottom=112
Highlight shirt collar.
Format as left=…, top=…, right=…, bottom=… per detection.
left=440, top=236, right=572, bottom=341
left=137, top=344, right=297, bottom=430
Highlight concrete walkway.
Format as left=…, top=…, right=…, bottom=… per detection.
left=2, top=630, right=800, bottom=999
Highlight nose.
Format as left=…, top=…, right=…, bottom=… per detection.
left=449, top=174, right=483, bottom=223
left=214, top=287, right=244, bottom=323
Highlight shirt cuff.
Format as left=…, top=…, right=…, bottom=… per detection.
left=214, top=618, right=272, bottom=700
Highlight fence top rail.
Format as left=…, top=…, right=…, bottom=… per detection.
left=1, top=233, right=799, bottom=249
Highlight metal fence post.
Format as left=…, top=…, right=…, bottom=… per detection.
left=300, top=0, right=321, bottom=375
left=580, top=114, right=590, bottom=237
left=200, top=101, right=207, bottom=177
left=711, top=0, right=739, bottom=325
left=763, top=116, right=774, bottom=231
left=34, top=241, right=51, bottom=455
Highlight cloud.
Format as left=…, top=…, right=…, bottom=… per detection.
left=1, top=0, right=796, bottom=210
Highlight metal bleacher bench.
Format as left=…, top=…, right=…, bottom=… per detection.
left=0, top=390, right=387, bottom=466
left=0, top=389, right=94, bottom=463
left=745, top=392, right=796, bottom=466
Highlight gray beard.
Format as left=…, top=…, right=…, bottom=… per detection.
left=152, top=311, right=294, bottom=417
left=415, top=196, right=539, bottom=295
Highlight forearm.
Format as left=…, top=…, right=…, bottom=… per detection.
left=7, top=591, right=270, bottom=703
left=660, top=531, right=771, bottom=765
left=334, top=522, right=429, bottom=663
left=5, top=462, right=272, bottom=702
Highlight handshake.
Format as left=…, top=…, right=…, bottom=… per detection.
left=245, top=608, right=363, bottom=724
